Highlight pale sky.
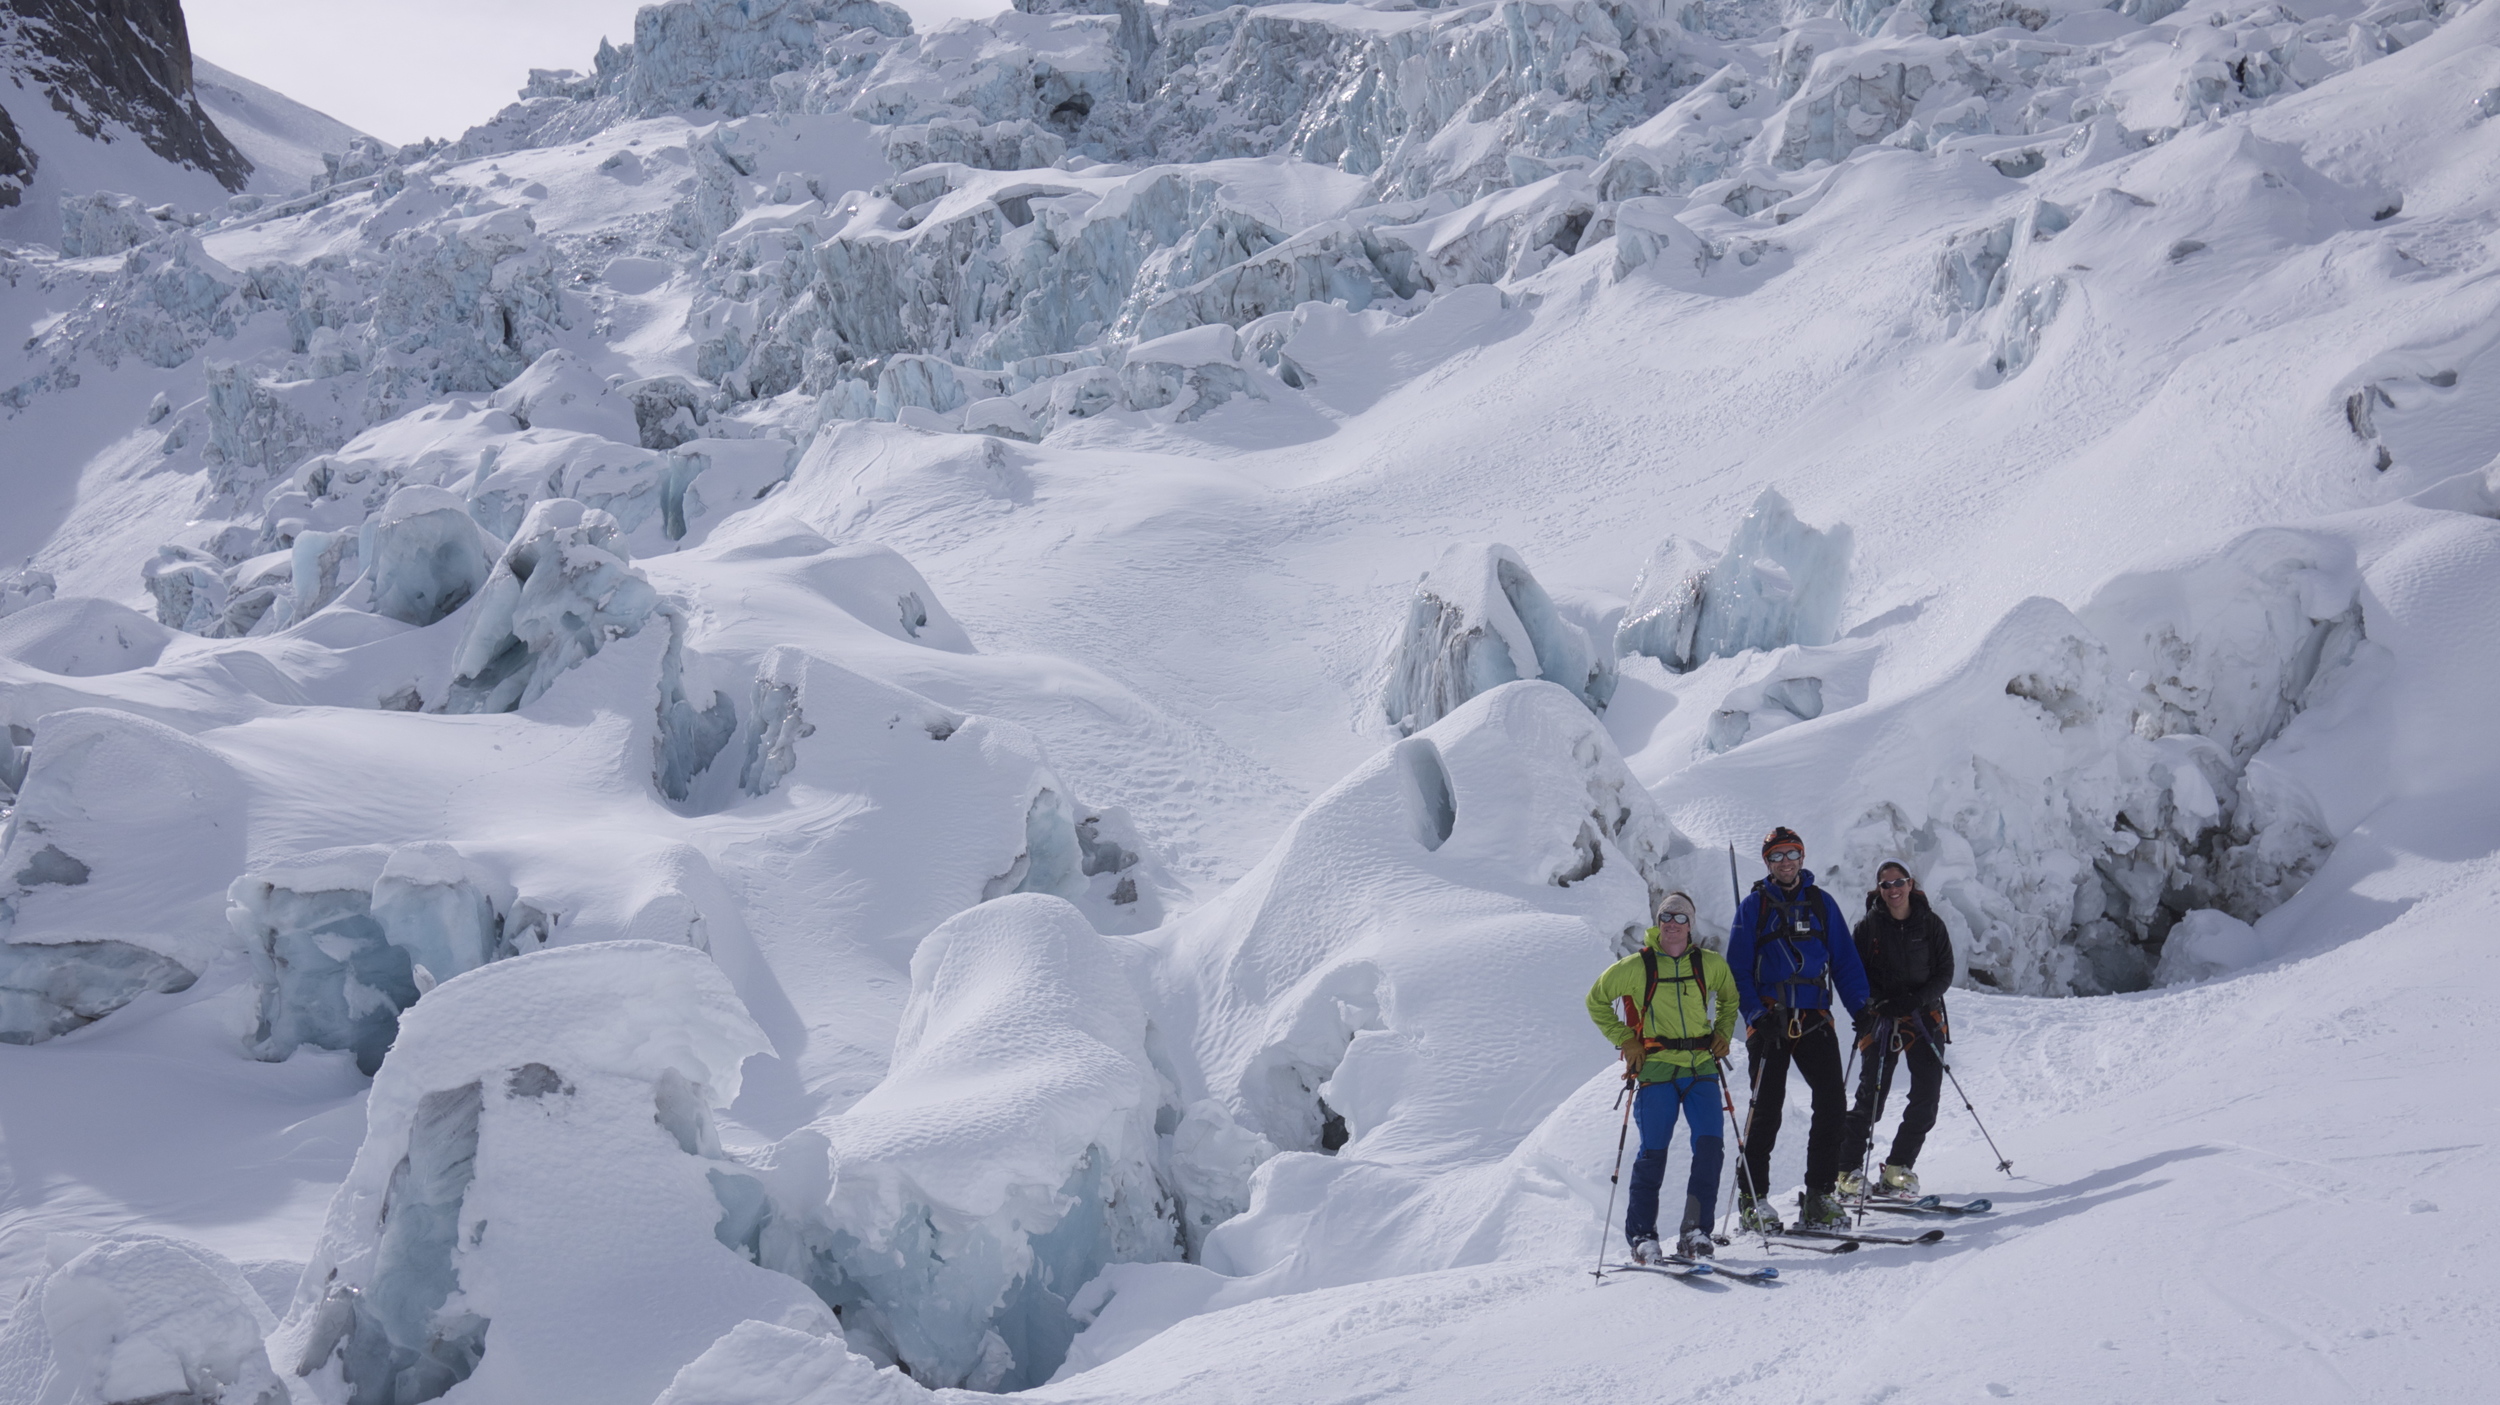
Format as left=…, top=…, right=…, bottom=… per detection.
left=187, top=0, right=1007, bottom=146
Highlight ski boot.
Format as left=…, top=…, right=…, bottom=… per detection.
left=1797, top=1191, right=1850, bottom=1231
left=1835, top=1168, right=1866, bottom=1198
left=1736, top=1193, right=1782, bottom=1234
left=1676, top=1227, right=1716, bottom=1259
left=1879, top=1163, right=1920, bottom=1198
left=1628, top=1236, right=1662, bottom=1266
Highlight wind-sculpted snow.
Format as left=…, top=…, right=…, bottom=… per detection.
left=0, top=598, right=172, bottom=677
left=0, top=710, right=240, bottom=1040
left=984, top=681, right=1698, bottom=1371
left=0, top=1234, right=285, bottom=1405
left=654, top=1321, right=928, bottom=1405
left=270, top=941, right=839, bottom=1405
left=1168, top=683, right=1689, bottom=1154
left=8, top=0, right=2500, bottom=1397
left=1380, top=543, right=1615, bottom=734
left=806, top=895, right=1182, bottom=1390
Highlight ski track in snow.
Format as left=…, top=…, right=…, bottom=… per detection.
left=3, top=0, right=2500, bottom=1399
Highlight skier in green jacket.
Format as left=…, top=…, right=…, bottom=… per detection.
left=1586, top=890, right=1741, bottom=1262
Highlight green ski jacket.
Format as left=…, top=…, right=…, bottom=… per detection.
left=1585, top=929, right=1740, bottom=1082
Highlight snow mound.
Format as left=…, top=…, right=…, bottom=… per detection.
left=485, top=348, right=640, bottom=444
left=0, top=1234, right=284, bottom=1405
left=1004, top=679, right=1700, bottom=1360
left=0, top=710, right=241, bottom=1040
left=270, top=941, right=835, bottom=1405
left=1380, top=543, right=1614, bottom=735
left=0, top=597, right=174, bottom=676
left=653, top=1320, right=927, bottom=1405
left=1166, top=681, right=1684, bottom=1167
left=812, top=894, right=1178, bottom=1391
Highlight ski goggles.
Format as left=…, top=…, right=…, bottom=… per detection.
left=1877, top=877, right=1910, bottom=891
left=1655, top=912, right=1692, bottom=925
left=1765, top=848, right=1803, bottom=863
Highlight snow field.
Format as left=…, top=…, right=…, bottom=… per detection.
left=1032, top=838, right=2500, bottom=1404
left=5, top=0, right=2500, bottom=1399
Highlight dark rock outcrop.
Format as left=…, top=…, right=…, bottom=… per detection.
left=0, top=0, right=252, bottom=192
left=0, top=100, right=30, bottom=206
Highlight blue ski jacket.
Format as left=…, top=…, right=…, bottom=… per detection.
left=1727, top=868, right=1871, bottom=1027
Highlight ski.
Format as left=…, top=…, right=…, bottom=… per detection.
left=1859, top=1196, right=1991, bottom=1216
left=1752, top=1235, right=1859, bottom=1255
left=1602, top=1259, right=1713, bottom=1280
left=1771, top=1226, right=1946, bottom=1247
left=1667, top=1256, right=1778, bottom=1281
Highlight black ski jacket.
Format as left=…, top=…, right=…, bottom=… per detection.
left=1851, top=888, right=1953, bottom=1016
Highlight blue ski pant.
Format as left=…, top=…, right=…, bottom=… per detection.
left=1626, top=1074, right=1724, bottom=1246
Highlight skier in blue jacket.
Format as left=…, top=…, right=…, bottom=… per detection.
left=1726, top=826, right=1872, bottom=1232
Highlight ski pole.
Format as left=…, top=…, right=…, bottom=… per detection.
left=1715, top=1067, right=1744, bottom=1243
left=1723, top=1029, right=1775, bottom=1242
left=1718, top=843, right=1770, bottom=1242
left=1592, top=1070, right=1636, bottom=1280
left=1849, top=1020, right=1900, bottom=1225
left=1936, top=1055, right=2015, bottom=1178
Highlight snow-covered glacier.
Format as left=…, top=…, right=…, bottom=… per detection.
left=6, top=0, right=2500, bottom=1400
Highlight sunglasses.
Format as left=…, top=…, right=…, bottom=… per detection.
left=1656, top=912, right=1692, bottom=925
left=1766, top=849, right=1803, bottom=862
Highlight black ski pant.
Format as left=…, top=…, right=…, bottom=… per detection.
left=1740, top=1014, right=1847, bottom=1202
left=1843, top=1023, right=1944, bottom=1172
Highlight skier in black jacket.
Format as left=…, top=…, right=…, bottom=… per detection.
left=1838, top=861, right=1954, bottom=1199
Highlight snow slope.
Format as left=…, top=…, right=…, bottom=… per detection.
left=191, top=58, right=373, bottom=198
left=4, top=0, right=2500, bottom=1400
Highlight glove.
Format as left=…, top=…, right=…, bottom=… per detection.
left=1618, top=1037, right=1645, bottom=1076
left=1709, top=1033, right=1731, bottom=1061
left=1851, top=1011, right=1875, bottom=1049
left=1865, top=999, right=1894, bottom=1023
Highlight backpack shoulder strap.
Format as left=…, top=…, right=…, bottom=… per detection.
left=1639, top=948, right=1659, bottom=1035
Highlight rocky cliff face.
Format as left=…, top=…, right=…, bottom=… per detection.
left=0, top=0, right=252, bottom=200
left=0, top=99, right=30, bottom=206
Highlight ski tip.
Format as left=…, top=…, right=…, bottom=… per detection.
left=1917, top=1228, right=1946, bottom=1243
left=1833, top=1239, right=1861, bottom=1253
left=1962, top=1198, right=1993, bottom=1214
